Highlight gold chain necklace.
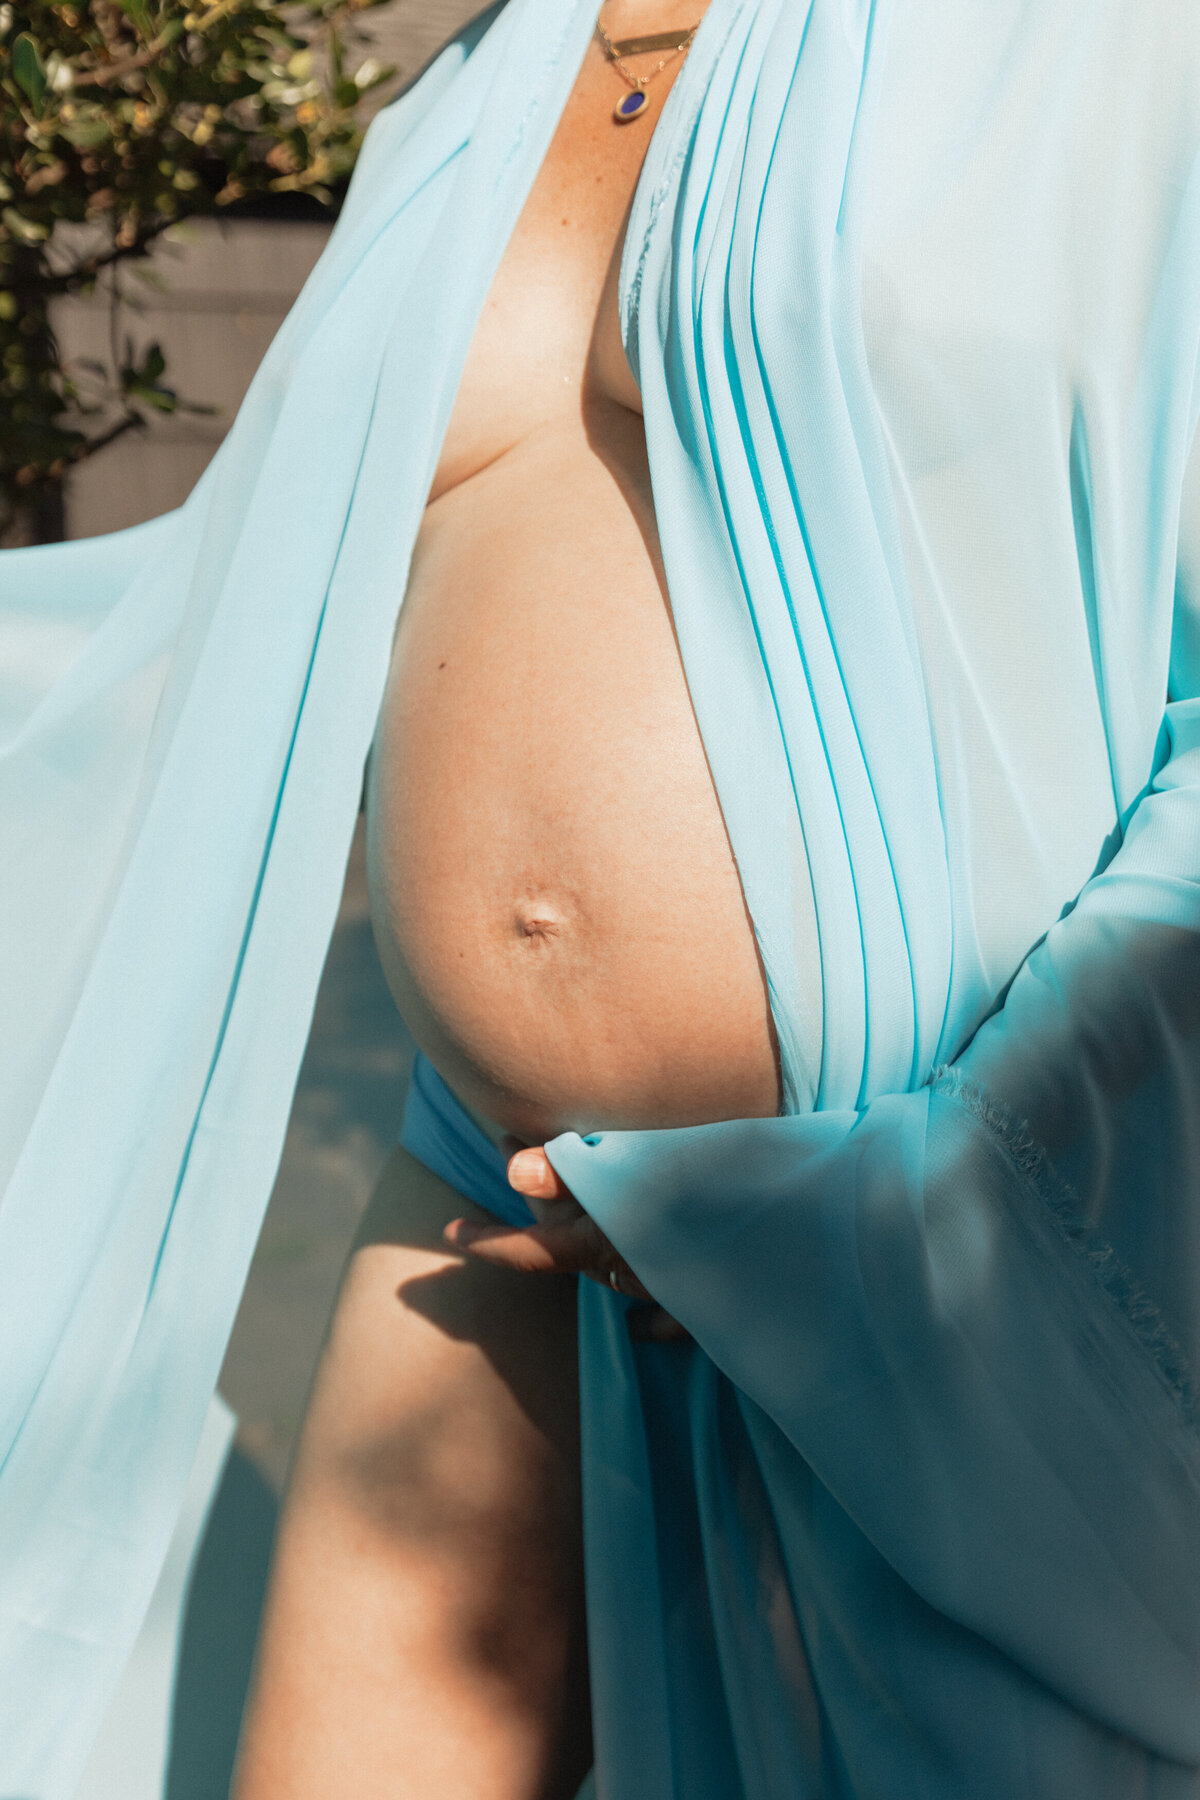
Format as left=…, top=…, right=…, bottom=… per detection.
left=595, top=7, right=700, bottom=123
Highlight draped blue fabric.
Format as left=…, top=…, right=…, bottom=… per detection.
left=2, top=0, right=1200, bottom=1792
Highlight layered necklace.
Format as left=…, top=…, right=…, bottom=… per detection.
left=595, top=4, right=701, bottom=122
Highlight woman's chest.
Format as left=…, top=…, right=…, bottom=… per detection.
left=428, top=34, right=657, bottom=502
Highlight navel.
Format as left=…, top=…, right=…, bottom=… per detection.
left=513, top=896, right=569, bottom=944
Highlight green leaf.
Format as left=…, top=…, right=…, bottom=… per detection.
left=139, top=343, right=166, bottom=384
left=129, top=264, right=169, bottom=292
left=114, top=0, right=153, bottom=37
left=60, top=119, right=112, bottom=150
left=354, top=59, right=395, bottom=95
left=12, top=34, right=47, bottom=110
left=129, top=383, right=177, bottom=412
left=1, top=206, right=49, bottom=243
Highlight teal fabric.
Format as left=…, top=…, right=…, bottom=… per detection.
left=402, top=1050, right=536, bottom=1230
left=2, top=0, right=1200, bottom=1792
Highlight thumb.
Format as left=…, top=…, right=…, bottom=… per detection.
left=506, top=1145, right=575, bottom=1206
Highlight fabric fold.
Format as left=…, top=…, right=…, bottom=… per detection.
left=0, top=3, right=600, bottom=1789
left=551, top=1078, right=1200, bottom=1766
left=4, top=0, right=1200, bottom=1792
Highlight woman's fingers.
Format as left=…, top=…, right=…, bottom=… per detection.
left=442, top=1215, right=577, bottom=1274
left=442, top=1144, right=664, bottom=1307
left=443, top=1206, right=653, bottom=1299
left=442, top=1210, right=686, bottom=1331
left=506, top=1145, right=573, bottom=1205
left=444, top=1207, right=611, bottom=1278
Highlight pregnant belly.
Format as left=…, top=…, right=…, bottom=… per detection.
left=365, top=427, right=780, bottom=1145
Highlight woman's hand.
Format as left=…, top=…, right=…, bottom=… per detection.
left=444, top=1145, right=646, bottom=1291
left=443, top=1146, right=687, bottom=1340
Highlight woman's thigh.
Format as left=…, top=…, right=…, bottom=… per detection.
left=231, top=1145, right=591, bottom=1800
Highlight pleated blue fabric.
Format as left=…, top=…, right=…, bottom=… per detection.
left=2, top=0, right=1200, bottom=1792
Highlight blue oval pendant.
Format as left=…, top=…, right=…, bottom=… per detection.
left=614, top=89, right=648, bottom=122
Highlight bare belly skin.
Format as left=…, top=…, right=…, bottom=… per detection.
left=235, top=21, right=753, bottom=1800
left=366, top=23, right=780, bottom=1145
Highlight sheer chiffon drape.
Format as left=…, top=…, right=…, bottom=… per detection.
left=2, top=0, right=1199, bottom=1792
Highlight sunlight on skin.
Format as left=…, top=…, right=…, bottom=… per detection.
left=444, top=1151, right=688, bottom=1340
left=442, top=1145, right=631, bottom=1281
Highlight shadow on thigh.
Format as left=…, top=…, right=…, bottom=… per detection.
left=325, top=1147, right=585, bottom=1574
left=232, top=1147, right=591, bottom=1800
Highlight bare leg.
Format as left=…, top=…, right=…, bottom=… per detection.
left=231, top=1146, right=591, bottom=1800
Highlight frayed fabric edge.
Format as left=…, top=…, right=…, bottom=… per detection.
left=929, top=1063, right=1200, bottom=1431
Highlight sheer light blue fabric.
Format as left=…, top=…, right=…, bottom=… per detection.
left=2, top=0, right=1200, bottom=1792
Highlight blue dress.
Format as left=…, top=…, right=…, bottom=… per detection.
left=2, top=0, right=1200, bottom=1792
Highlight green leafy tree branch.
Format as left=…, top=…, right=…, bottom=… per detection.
left=0, top=0, right=397, bottom=542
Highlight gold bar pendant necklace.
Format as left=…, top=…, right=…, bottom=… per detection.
left=595, top=5, right=701, bottom=122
